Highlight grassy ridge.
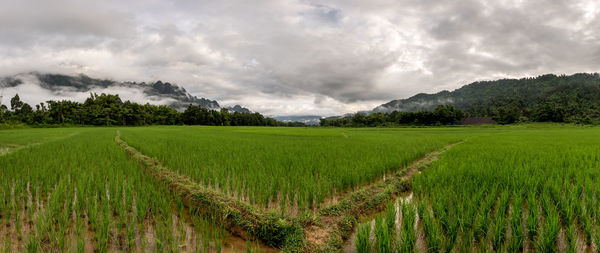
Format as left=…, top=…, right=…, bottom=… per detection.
left=119, top=126, right=468, bottom=210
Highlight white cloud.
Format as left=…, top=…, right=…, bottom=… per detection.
left=0, top=0, right=599, bottom=116
left=0, top=74, right=176, bottom=107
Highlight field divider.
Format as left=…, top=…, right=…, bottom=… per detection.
left=114, top=131, right=305, bottom=252
left=307, top=142, right=461, bottom=252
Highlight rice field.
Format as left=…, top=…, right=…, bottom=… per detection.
left=1, top=124, right=599, bottom=252
left=350, top=126, right=600, bottom=253
left=0, top=128, right=248, bottom=252
left=118, top=126, right=469, bottom=211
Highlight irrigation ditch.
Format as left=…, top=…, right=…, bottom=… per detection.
left=115, top=131, right=459, bottom=252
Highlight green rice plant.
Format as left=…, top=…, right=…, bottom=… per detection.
left=584, top=181, right=595, bottom=220
left=584, top=215, right=594, bottom=245
left=196, top=235, right=203, bottom=253
left=15, top=200, right=22, bottom=239
left=416, top=200, right=427, bottom=222
left=472, top=210, right=489, bottom=244
left=443, top=212, right=459, bottom=252
left=88, top=195, right=98, bottom=231
left=491, top=210, right=507, bottom=251
left=255, top=242, right=261, bottom=253
left=566, top=224, right=576, bottom=253
left=399, top=201, right=416, bottom=253
left=355, top=222, right=372, bottom=253
left=77, top=235, right=85, bottom=253
left=507, top=191, right=524, bottom=252
left=423, top=212, right=442, bottom=253
left=201, top=223, right=211, bottom=253
left=497, top=190, right=510, bottom=219
left=374, top=216, right=392, bottom=253
left=536, top=206, right=559, bottom=253
left=126, top=219, right=136, bottom=252
left=526, top=193, right=539, bottom=240
left=384, top=201, right=396, bottom=234
left=25, top=236, right=39, bottom=253
left=96, top=206, right=111, bottom=253
left=2, top=236, right=11, bottom=253
left=214, top=227, right=225, bottom=253
left=458, top=229, right=474, bottom=253
left=593, top=225, right=600, bottom=253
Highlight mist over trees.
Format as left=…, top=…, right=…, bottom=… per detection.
left=320, top=105, right=465, bottom=127
left=468, top=74, right=600, bottom=124
left=3, top=73, right=600, bottom=127
left=0, top=93, right=299, bottom=127
left=376, top=73, right=600, bottom=125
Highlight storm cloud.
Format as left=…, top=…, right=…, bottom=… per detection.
left=0, top=0, right=598, bottom=116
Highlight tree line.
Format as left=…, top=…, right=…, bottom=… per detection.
left=320, top=105, right=465, bottom=127
left=442, top=73, right=600, bottom=124
left=0, top=93, right=303, bottom=127
left=373, top=73, right=600, bottom=125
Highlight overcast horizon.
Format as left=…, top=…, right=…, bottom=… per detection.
left=1, top=0, right=599, bottom=116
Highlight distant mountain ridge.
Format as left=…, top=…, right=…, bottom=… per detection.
left=272, top=115, right=323, bottom=125
left=373, top=73, right=600, bottom=123
left=0, top=73, right=251, bottom=113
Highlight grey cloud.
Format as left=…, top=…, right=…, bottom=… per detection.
left=0, top=74, right=178, bottom=108
left=0, top=0, right=135, bottom=48
left=0, top=0, right=599, bottom=116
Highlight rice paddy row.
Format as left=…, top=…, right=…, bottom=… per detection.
left=0, top=128, right=251, bottom=252
left=352, top=126, right=600, bottom=253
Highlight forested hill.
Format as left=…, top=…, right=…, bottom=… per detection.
left=0, top=73, right=250, bottom=112
left=374, top=73, right=600, bottom=124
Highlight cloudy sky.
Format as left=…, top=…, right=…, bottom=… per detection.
left=0, top=0, right=599, bottom=116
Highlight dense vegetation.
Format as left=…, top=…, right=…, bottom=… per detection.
left=320, top=105, right=465, bottom=127
left=0, top=93, right=299, bottom=127
left=376, top=73, right=600, bottom=124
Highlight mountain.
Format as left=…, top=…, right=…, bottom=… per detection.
left=272, top=115, right=323, bottom=125
left=0, top=73, right=251, bottom=112
left=373, top=73, right=600, bottom=123
left=226, top=105, right=252, bottom=113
